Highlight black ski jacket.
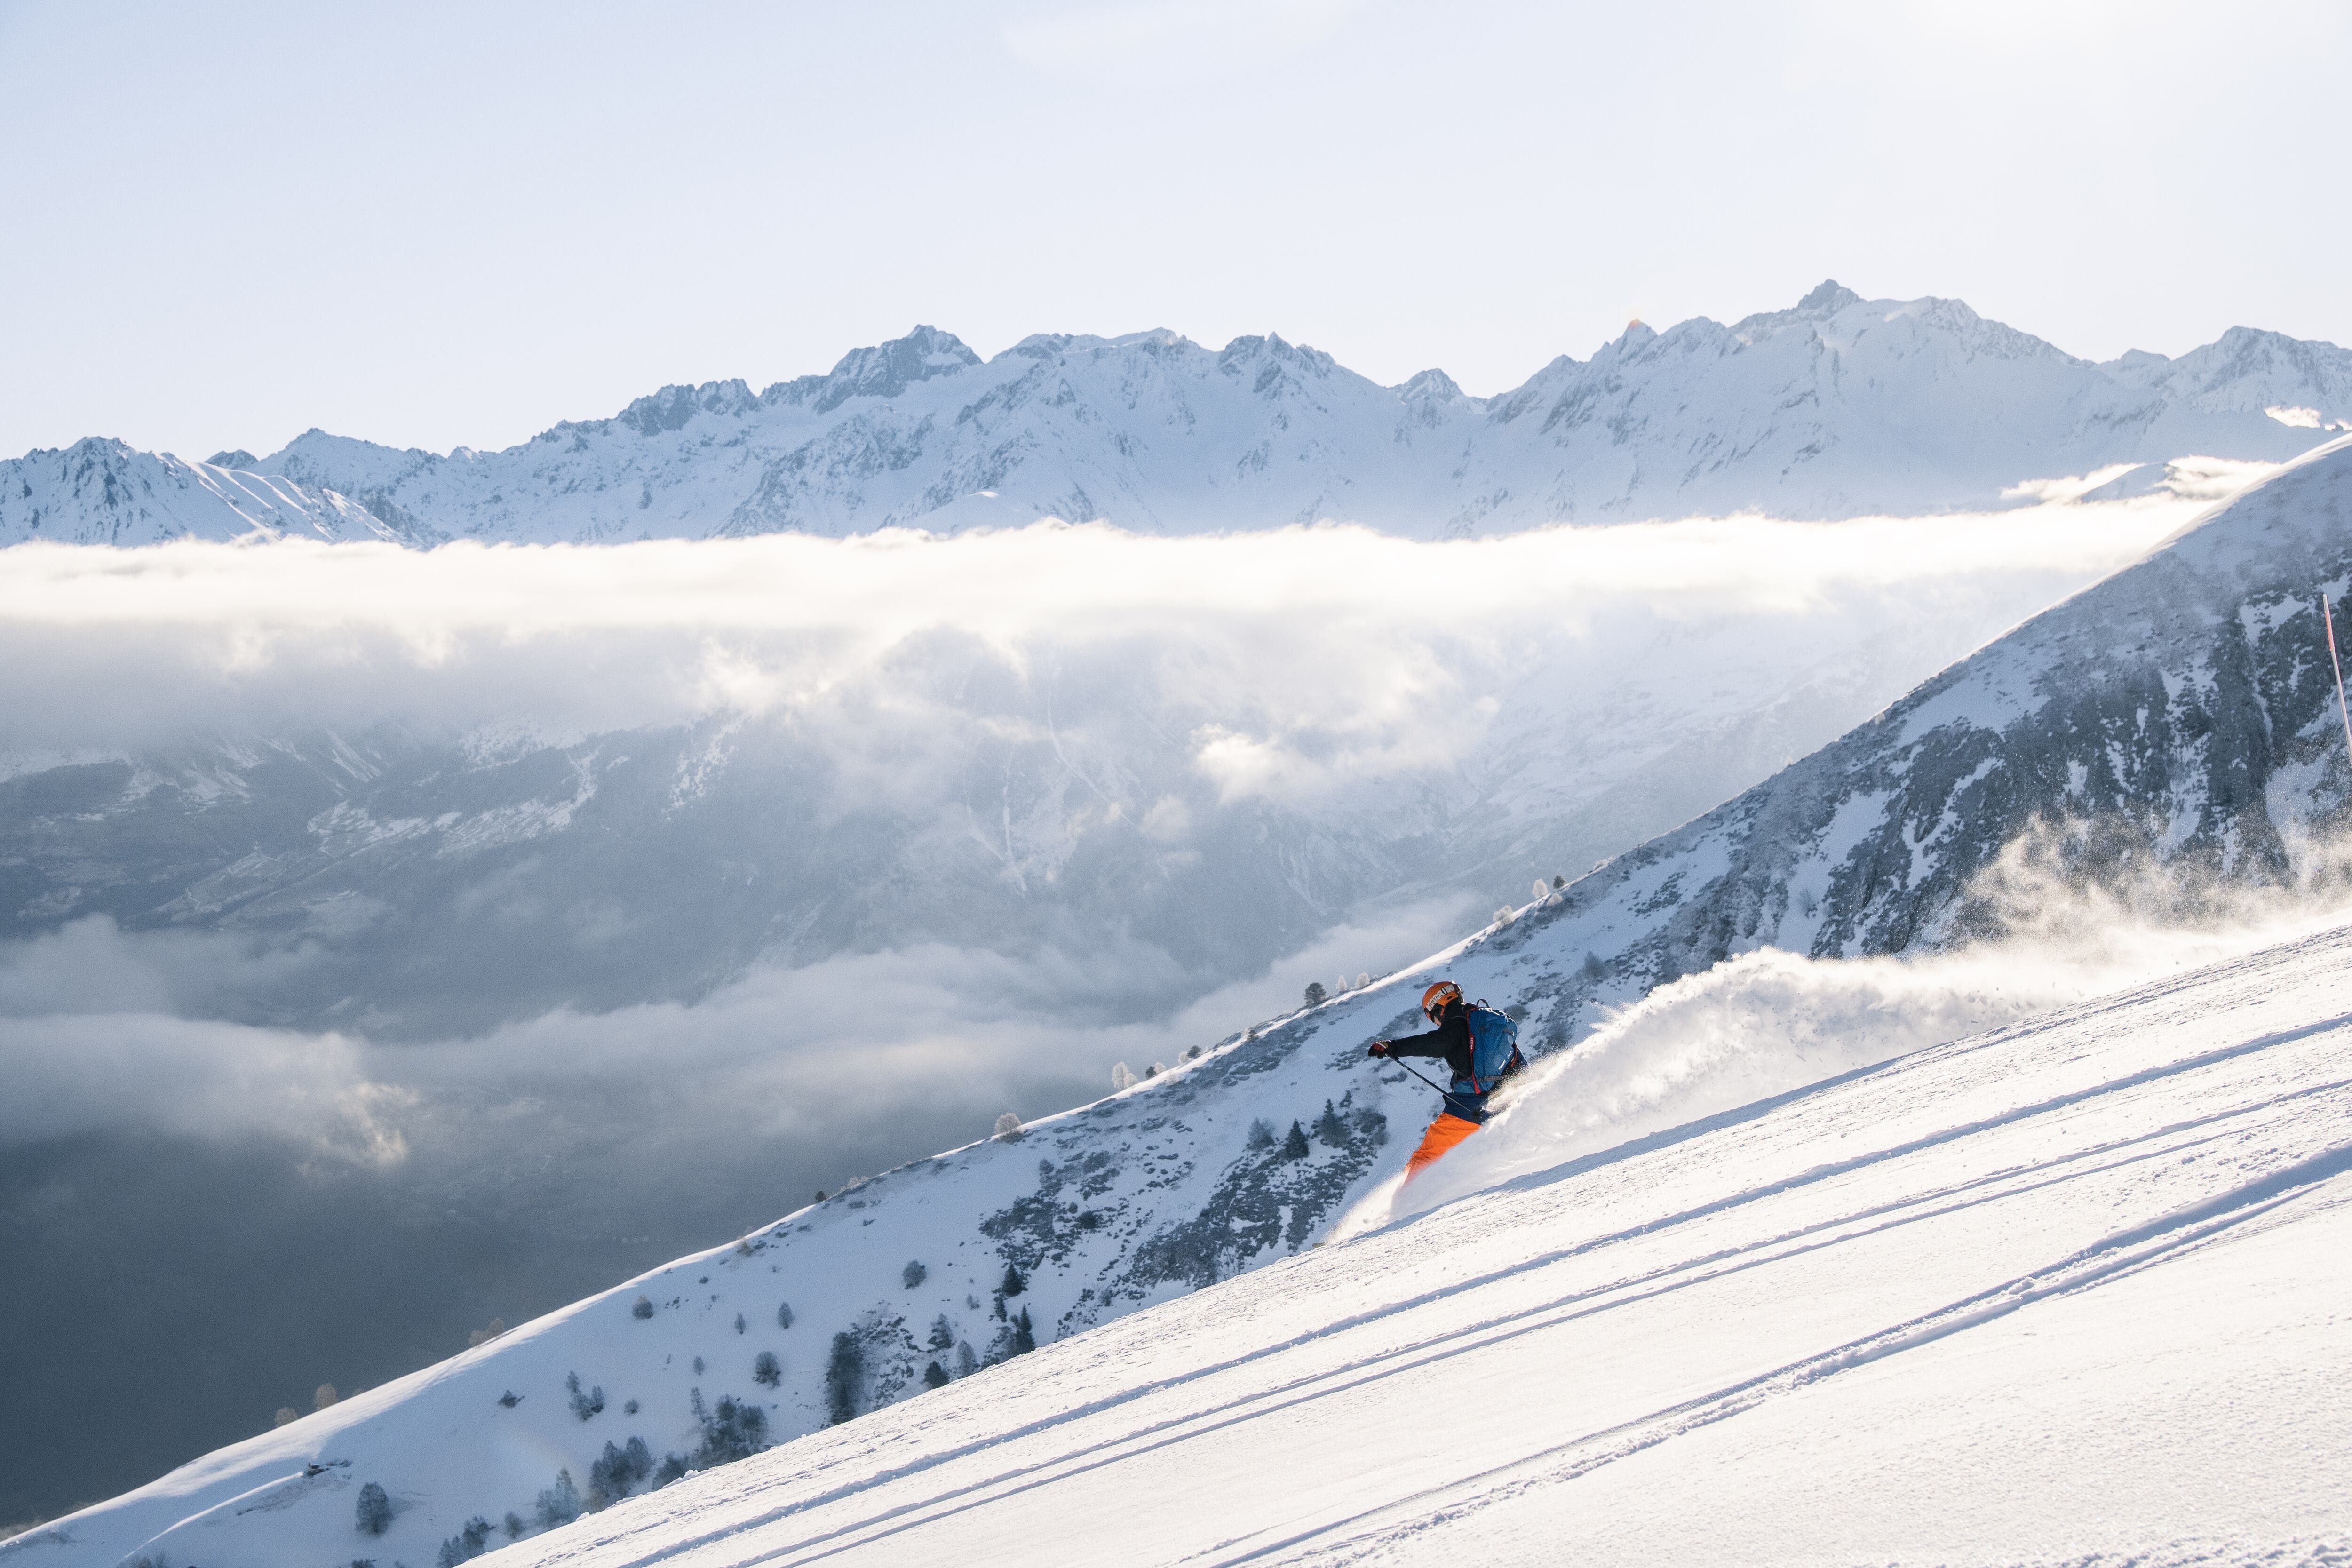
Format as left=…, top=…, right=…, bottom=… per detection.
left=1380, top=999, right=1474, bottom=1081
left=1378, top=999, right=1496, bottom=1122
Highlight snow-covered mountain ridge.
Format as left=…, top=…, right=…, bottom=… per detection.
left=0, top=442, right=400, bottom=547
left=8, top=284, right=2351, bottom=546
left=1482, top=431, right=2352, bottom=1035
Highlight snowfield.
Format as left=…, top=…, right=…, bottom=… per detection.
left=20, top=920, right=2352, bottom=1568
left=485, top=928, right=2352, bottom=1568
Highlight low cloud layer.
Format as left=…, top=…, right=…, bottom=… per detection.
left=0, top=493, right=2241, bottom=1168
left=0, top=498, right=2211, bottom=775
left=0, top=891, right=1472, bottom=1170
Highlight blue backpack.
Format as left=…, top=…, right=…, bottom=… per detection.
left=1460, top=1002, right=1522, bottom=1095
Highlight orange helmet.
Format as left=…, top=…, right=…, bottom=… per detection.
left=1421, top=980, right=1461, bottom=1020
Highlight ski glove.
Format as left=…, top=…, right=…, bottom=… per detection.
left=1367, top=1042, right=1389, bottom=1058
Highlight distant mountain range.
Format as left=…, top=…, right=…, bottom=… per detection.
left=8, top=282, right=2352, bottom=546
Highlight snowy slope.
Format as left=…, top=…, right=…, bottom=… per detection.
left=7, top=285, right=2349, bottom=547
left=22, top=913, right=2352, bottom=1567
left=0, top=438, right=400, bottom=545
left=17, top=439, right=2352, bottom=1563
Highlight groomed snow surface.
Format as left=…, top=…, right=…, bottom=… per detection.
left=479, top=927, right=2348, bottom=1566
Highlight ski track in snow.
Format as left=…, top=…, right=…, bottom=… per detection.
left=468, top=928, right=2352, bottom=1568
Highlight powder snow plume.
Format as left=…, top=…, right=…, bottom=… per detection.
left=1357, top=831, right=2352, bottom=1228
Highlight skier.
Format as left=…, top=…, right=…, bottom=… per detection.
left=1367, top=980, right=1522, bottom=1180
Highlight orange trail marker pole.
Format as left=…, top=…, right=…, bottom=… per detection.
left=2324, top=594, right=2352, bottom=776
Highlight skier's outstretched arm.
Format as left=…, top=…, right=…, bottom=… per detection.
left=1367, top=1014, right=1465, bottom=1060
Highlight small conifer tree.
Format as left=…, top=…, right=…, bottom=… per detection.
left=776, top=1301, right=794, bottom=1329
left=436, top=1517, right=493, bottom=1566
left=630, top=1295, right=654, bottom=1320
left=690, top=1391, right=768, bottom=1465
left=587, top=1437, right=653, bottom=1508
left=354, top=1481, right=392, bottom=1536
left=1000, top=1262, right=1026, bottom=1297
left=1111, top=1062, right=1137, bottom=1091
left=923, top=1360, right=950, bottom=1388
left=1315, top=1099, right=1346, bottom=1146
left=1011, top=1308, right=1036, bottom=1355
left=752, top=1351, right=781, bottom=1387
left=928, top=1313, right=955, bottom=1352
left=993, top=1111, right=1025, bottom=1140
left=1281, top=1121, right=1311, bottom=1160
left=902, top=1259, right=928, bottom=1289
left=825, top=1334, right=864, bottom=1425
left=535, top=1469, right=582, bottom=1530
left=1303, top=981, right=1327, bottom=1007
left=565, top=1371, right=605, bottom=1421
left=1246, top=1117, right=1276, bottom=1150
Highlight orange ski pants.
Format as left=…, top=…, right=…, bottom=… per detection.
left=1404, top=1111, right=1481, bottom=1181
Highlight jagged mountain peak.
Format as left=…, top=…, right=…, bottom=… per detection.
left=1797, top=278, right=1862, bottom=314
left=806, top=326, right=983, bottom=414
left=1604, top=318, right=1660, bottom=355
left=1004, top=328, right=1201, bottom=364
left=1395, top=367, right=1468, bottom=403
left=617, top=380, right=760, bottom=436
left=2105, top=347, right=2173, bottom=373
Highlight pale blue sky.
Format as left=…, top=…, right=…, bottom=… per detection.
left=2, top=0, right=2346, bottom=461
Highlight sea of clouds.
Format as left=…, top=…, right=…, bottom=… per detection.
left=0, top=500, right=2217, bottom=1165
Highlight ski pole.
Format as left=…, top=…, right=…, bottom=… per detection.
left=1379, top=1051, right=1475, bottom=1112
left=1386, top=1055, right=1448, bottom=1095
